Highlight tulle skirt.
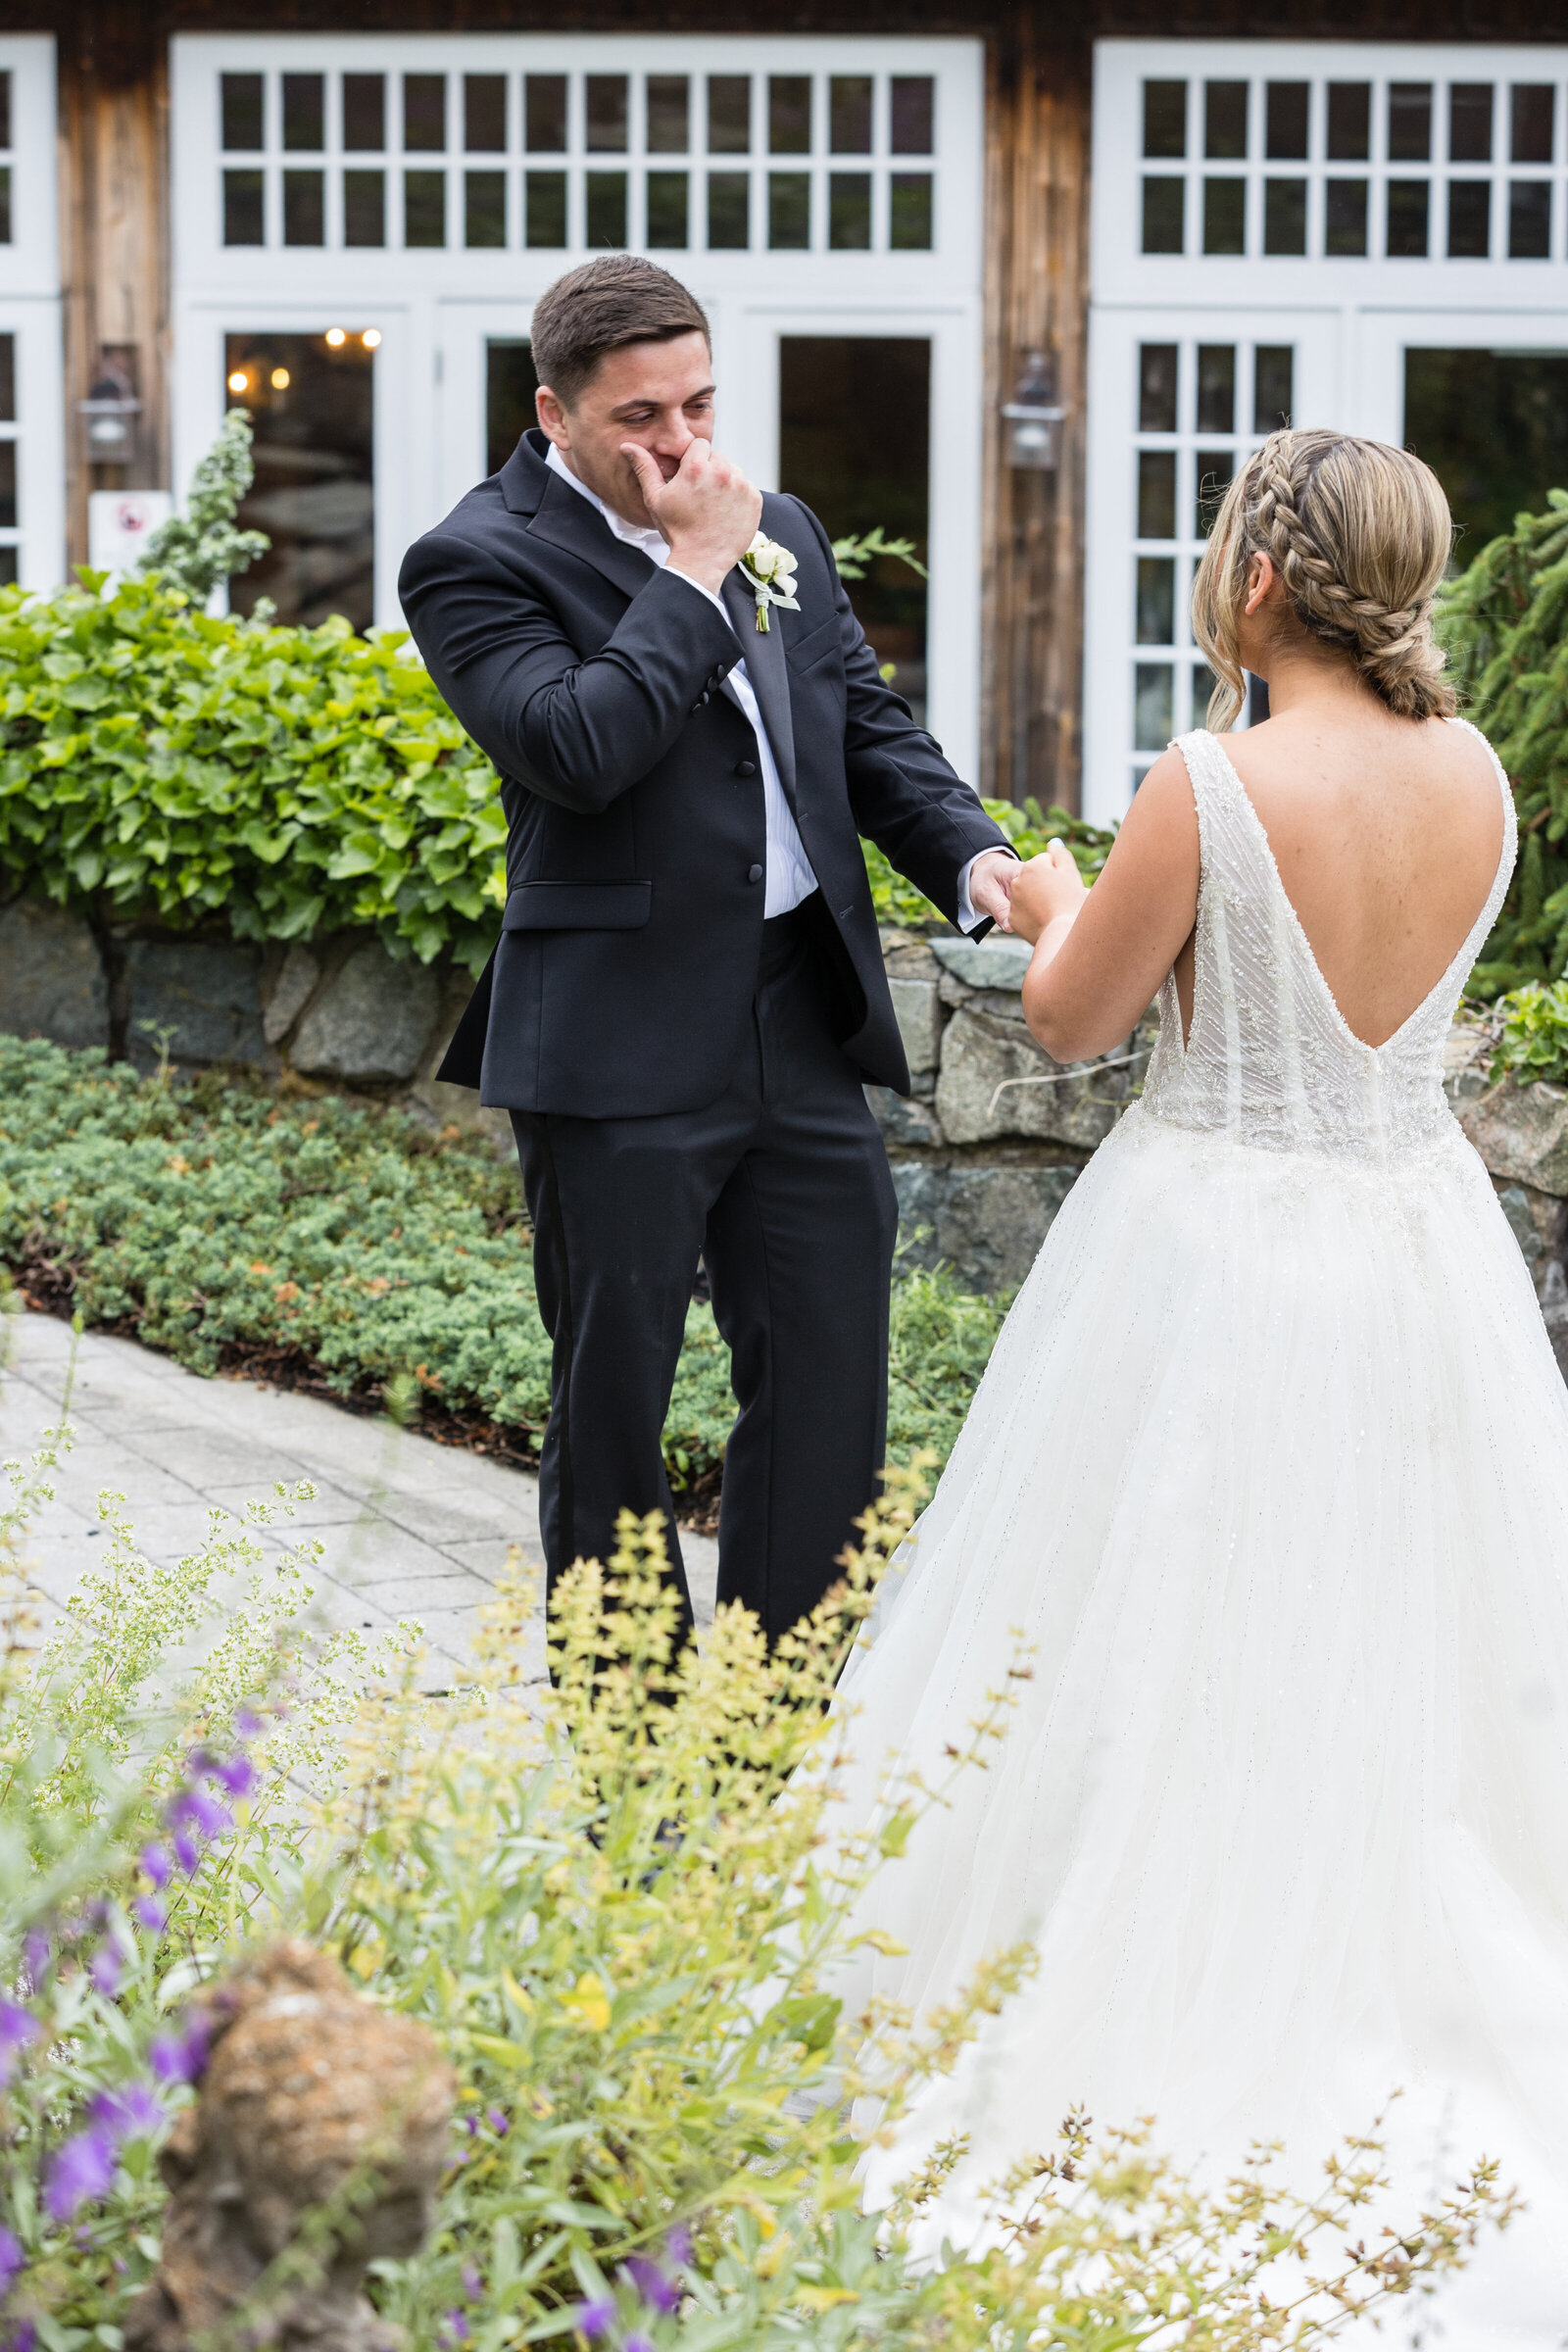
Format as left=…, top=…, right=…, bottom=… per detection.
left=831, top=1102, right=1568, bottom=2345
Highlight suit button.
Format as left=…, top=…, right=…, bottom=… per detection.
left=747, top=862, right=764, bottom=884
left=735, top=760, right=757, bottom=777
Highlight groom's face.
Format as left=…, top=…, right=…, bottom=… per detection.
left=537, top=330, right=715, bottom=526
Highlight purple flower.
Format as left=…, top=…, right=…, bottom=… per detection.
left=92, top=2082, right=163, bottom=2143
left=171, top=1829, right=201, bottom=1878
left=572, top=2300, right=615, bottom=2340
left=462, top=2114, right=479, bottom=2139
left=88, top=1943, right=122, bottom=1998
left=149, top=2016, right=209, bottom=2086
left=234, top=1706, right=264, bottom=1741
left=440, top=2316, right=469, bottom=2345
left=170, top=1787, right=232, bottom=1840
left=8, top=2320, right=36, bottom=2352
left=211, top=1753, right=255, bottom=1800
left=134, top=1894, right=168, bottom=1935
left=0, top=2000, right=37, bottom=2058
left=0, top=2227, right=22, bottom=2294
left=22, top=1933, right=48, bottom=1988
left=485, top=2106, right=510, bottom=2136
left=461, top=2264, right=482, bottom=2301
left=625, top=2335, right=656, bottom=2352
left=140, top=1845, right=172, bottom=1889
left=664, top=2224, right=693, bottom=2270
left=624, top=2257, right=679, bottom=2315
left=44, top=2126, right=117, bottom=2221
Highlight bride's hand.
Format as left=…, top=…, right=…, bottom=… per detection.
left=1008, top=841, right=1088, bottom=947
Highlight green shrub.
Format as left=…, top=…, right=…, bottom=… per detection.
left=0, top=1036, right=1004, bottom=1497
left=1436, top=488, right=1568, bottom=996
left=865, top=795, right=1115, bottom=932
left=0, top=1441, right=1507, bottom=2344
left=1488, top=978, right=1568, bottom=1085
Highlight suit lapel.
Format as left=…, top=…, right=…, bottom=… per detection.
left=722, top=568, right=798, bottom=803
left=525, top=468, right=660, bottom=606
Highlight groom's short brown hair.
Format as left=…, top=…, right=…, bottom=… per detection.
left=530, top=257, right=710, bottom=408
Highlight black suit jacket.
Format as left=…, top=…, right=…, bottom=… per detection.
left=397, top=428, right=1009, bottom=1117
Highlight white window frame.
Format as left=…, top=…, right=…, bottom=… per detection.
left=0, top=36, right=64, bottom=592
left=169, top=32, right=985, bottom=774
left=1085, top=38, right=1568, bottom=824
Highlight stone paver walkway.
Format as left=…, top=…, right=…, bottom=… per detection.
left=1, top=1307, right=718, bottom=1685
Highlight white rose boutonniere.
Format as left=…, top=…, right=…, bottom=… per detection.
left=738, top=532, right=801, bottom=634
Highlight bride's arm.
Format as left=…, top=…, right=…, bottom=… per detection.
left=1009, top=746, right=1200, bottom=1063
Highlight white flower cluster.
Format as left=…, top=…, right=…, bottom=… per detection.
left=739, top=533, right=802, bottom=632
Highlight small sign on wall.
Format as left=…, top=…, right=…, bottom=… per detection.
left=87, top=490, right=173, bottom=580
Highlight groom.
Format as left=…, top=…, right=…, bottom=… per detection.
left=399, top=255, right=1015, bottom=1641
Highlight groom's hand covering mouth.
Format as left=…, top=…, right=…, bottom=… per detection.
left=621, top=438, right=762, bottom=595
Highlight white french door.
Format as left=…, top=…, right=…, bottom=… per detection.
left=0, top=37, right=63, bottom=590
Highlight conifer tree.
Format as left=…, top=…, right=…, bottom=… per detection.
left=137, top=408, right=270, bottom=608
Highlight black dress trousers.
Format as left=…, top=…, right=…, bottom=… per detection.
left=512, top=894, right=899, bottom=1642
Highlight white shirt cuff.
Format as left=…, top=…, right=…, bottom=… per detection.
left=956, top=847, right=1018, bottom=935
left=664, top=566, right=732, bottom=627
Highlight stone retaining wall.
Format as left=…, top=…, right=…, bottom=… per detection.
left=4, top=894, right=1566, bottom=1348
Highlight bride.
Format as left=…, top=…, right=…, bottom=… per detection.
left=830, top=430, right=1568, bottom=2343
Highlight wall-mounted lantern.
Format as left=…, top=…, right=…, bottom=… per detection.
left=1002, top=350, right=1065, bottom=472
left=77, top=349, right=142, bottom=465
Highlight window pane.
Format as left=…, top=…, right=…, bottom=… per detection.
left=1387, top=179, right=1430, bottom=257
left=404, top=171, right=445, bottom=246
left=0, top=335, right=15, bottom=423
left=1197, top=344, right=1235, bottom=432
left=1143, top=79, right=1186, bottom=158
left=1203, top=177, right=1245, bottom=254
left=831, top=75, right=872, bottom=154
left=1509, top=180, right=1551, bottom=258
left=1193, top=662, right=1218, bottom=721
left=586, top=76, right=627, bottom=153
left=1327, top=82, right=1370, bottom=161
left=1204, top=80, right=1248, bottom=160
left=1512, top=85, right=1554, bottom=166
left=1137, top=556, right=1175, bottom=642
left=1254, top=346, right=1294, bottom=432
left=646, top=170, right=688, bottom=248
left=1135, top=664, right=1174, bottom=751
left=404, top=75, right=446, bottom=153
left=224, top=330, right=374, bottom=632
left=343, top=170, right=385, bottom=246
left=465, top=170, right=506, bottom=247
left=1447, top=180, right=1490, bottom=257
left=526, top=76, right=566, bottom=152
left=586, top=171, right=626, bottom=247
left=222, top=169, right=265, bottom=245
left=0, top=445, right=17, bottom=531
left=0, top=166, right=11, bottom=245
left=1325, top=178, right=1368, bottom=255
left=486, top=339, right=538, bottom=474
left=221, top=74, right=264, bottom=152
left=0, top=73, right=11, bottom=152
left=1264, top=178, right=1307, bottom=255
left=768, top=171, right=809, bottom=247
left=282, top=74, right=323, bottom=152
left=282, top=170, right=324, bottom=245
left=647, top=75, right=689, bottom=154
left=1404, top=347, right=1568, bottom=552
left=343, top=76, right=385, bottom=153
left=465, top=76, right=507, bottom=153
left=1138, top=449, right=1176, bottom=538
left=829, top=171, right=871, bottom=248
left=1449, top=83, right=1493, bottom=163
left=708, top=76, right=750, bottom=154
left=1195, top=452, right=1233, bottom=539
left=708, top=172, right=749, bottom=248
left=1265, top=82, right=1308, bottom=161
left=1139, top=343, right=1178, bottom=432
left=525, top=171, right=567, bottom=247
left=0, top=549, right=17, bottom=589
left=769, top=77, right=810, bottom=154
left=1389, top=84, right=1432, bottom=163
left=890, top=76, right=934, bottom=155
left=890, top=174, right=933, bottom=250
left=1141, top=176, right=1184, bottom=254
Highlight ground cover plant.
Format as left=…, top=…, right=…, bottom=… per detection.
left=0, top=1390, right=1511, bottom=2345
left=0, top=1035, right=1005, bottom=1505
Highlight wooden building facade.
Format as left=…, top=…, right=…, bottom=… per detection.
left=8, top=0, right=1568, bottom=814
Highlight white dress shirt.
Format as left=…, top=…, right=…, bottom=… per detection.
left=544, top=442, right=997, bottom=929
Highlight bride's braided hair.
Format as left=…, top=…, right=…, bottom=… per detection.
left=1192, top=428, right=1456, bottom=730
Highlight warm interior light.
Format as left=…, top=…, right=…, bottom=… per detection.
left=270, top=367, right=290, bottom=390
left=226, top=370, right=249, bottom=393
left=324, top=327, right=347, bottom=348
left=361, top=328, right=382, bottom=349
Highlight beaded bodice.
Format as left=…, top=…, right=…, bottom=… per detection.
left=1139, top=723, right=1515, bottom=1167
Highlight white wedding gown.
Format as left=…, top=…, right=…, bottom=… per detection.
left=833, top=726, right=1568, bottom=2343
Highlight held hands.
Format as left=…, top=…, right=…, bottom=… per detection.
left=620, top=438, right=762, bottom=594
left=1007, top=840, right=1089, bottom=948
left=967, top=850, right=1020, bottom=932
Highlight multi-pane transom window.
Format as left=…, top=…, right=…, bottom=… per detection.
left=212, top=61, right=936, bottom=254
left=1125, top=337, right=1293, bottom=790
left=1135, top=65, right=1567, bottom=262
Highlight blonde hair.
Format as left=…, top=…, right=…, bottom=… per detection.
left=1192, top=428, right=1456, bottom=730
